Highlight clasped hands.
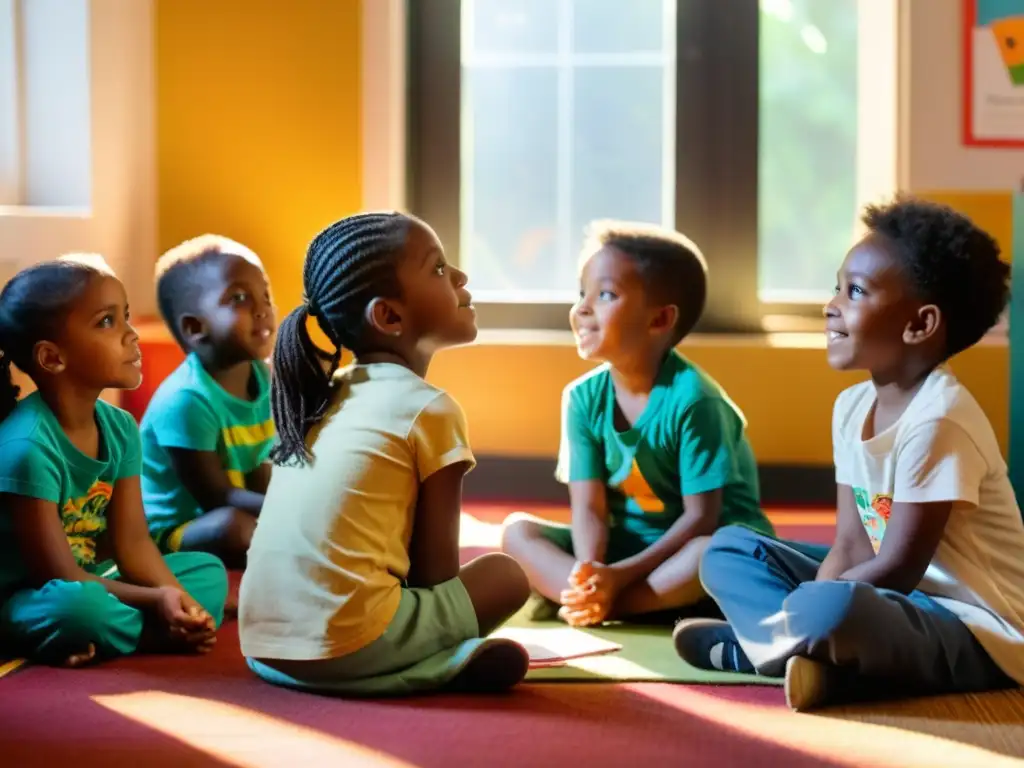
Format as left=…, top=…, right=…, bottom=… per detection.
left=557, top=561, right=627, bottom=628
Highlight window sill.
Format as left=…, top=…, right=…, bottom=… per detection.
left=472, top=326, right=1009, bottom=351
left=0, top=205, right=91, bottom=219
left=135, top=320, right=1009, bottom=353
left=471, top=328, right=830, bottom=350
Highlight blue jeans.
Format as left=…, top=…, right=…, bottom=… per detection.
left=700, top=525, right=1013, bottom=698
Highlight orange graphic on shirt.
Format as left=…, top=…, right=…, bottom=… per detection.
left=871, top=494, right=892, bottom=522
left=853, top=487, right=891, bottom=554
left=618, top=459, right=664, bottom=513
left=62, top=480, right=113, bottom=566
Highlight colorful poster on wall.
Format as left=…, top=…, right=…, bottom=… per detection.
left=963, top=0, right=1024, bottom=147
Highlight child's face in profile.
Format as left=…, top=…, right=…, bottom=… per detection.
left=393, top=221, right=478, bottom=349
left=55, top=274, right=142, bottom=391
left=196, top=253, right=276, bottom=364
left=824, top=233, right=932, bottom=374
left=570, top=246, right=666, bottom=364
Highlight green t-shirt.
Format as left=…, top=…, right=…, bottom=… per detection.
left=140, top=353, right=274, bottom=536
left=0, top=393, right=142, bottom=595
left=556, top=351, right=774, bottom=546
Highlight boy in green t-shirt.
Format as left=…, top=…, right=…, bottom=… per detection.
left=501, top=221, right=774, bottom=626
left=141, top=235, right=276, bottom=568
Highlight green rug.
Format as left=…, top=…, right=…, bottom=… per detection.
left=496, top=610, right=780, bottom=685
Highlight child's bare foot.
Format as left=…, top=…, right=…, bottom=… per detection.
left=62, top=643, right=96, bottom=668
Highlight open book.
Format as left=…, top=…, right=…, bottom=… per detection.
left=493, top=626, right=623, bottom=668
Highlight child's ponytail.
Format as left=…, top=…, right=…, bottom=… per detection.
left=269, top=303, right=342, bottom=466
left=0, top=353, right=19, bottom=423
left=268, top=211, right=413, bottom=466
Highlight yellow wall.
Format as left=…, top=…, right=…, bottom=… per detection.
left=426, top=336, right=1008, bottom=464
left=154, top=4, right=1015, bottom=466
left=155, top=0, right=363, bottom=313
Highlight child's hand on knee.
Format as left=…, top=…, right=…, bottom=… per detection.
left=154, top=587, right=217, bottom=653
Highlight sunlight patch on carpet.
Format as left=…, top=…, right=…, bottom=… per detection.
left=92, top=691, right=418, bottom=768
left=631, top=684, right=1024, bottom=768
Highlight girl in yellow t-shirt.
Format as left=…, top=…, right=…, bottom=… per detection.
left=238, top=212, right=530, bottom=696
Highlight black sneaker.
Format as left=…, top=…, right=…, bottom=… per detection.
left=672, top=618, right=754, bottom=673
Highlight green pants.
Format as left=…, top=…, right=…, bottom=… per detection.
left=0, top=551, right=228, bottom=663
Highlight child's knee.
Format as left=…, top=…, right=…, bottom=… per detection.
left=783, top=580, right=867, bottom=646
left=214, top=507, right=256, bottom=553
left=708, top=524, right=763, bottom=554
left=469, top=552, right=530, bottom=606
left=498, top=512, right=542, bottom=553
left=492, top=552, right=531, bottom=603
left=166, top=551, right=229, bottom=623
left=50, top=580, right=111, bottom=635
left=698, top=525, right=765, bottom=590
left=26, top=580, right=133, bottom=656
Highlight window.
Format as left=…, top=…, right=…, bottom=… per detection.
left=407, top=0, right=898, bottom=332
left=0, top=0, right=156, bottom=322
left=0, top=0, right=91, bottom=210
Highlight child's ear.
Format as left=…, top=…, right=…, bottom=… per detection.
left=365, top=298, right=403, bottom=338
left=34, top=341, right=66, bottom=375
left=650, top=304, right=678, bottom=336
left=179, top=315, right=208, bottom=347
left=903, top=304, right=941, bottom=346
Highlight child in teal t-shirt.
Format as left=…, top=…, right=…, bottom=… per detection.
left=501, top=221, right=774, bottom=627
left=0, top=255, right=227, bottom=667
left=141, top=235, right=276, bottom=568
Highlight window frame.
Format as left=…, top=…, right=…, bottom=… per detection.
left=405, top=0, right=899, bottom=334
left=0, top=0, right=157, bottom=316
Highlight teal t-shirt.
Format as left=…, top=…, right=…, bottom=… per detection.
left=555, top=350, right=774, bottom=545
left=140, top=353, right=274, bottom=536
left=0, top=393, right=142, bottom=595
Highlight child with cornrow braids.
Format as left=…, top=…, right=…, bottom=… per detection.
left=238, top=212, right=531, bottom=696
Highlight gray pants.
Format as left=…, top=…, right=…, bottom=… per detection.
left=700, top=525, right=1014, bottom=699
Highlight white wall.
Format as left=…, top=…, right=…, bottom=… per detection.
left=0, top=0, right=157, bottom=314
left=904, top=0, right=1024, bottom=192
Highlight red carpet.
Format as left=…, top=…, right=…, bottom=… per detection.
left=0, top=507, right=846, bottom=768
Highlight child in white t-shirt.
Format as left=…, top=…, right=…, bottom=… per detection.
left=673, top=196, right=1024, bottom=710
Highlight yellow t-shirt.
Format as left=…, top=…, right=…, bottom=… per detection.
left=238, top=363, right=476, bottom=660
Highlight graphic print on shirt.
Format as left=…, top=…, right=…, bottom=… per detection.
left=221, top=418, right=276, bottom=489
left=853, top=486, right=892, bottom=553
left=62, top=480, right=114, bottom=566
left=617, top=459, right=664, bottom=513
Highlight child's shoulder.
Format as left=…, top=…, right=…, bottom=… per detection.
left=833, top=379, right=875, bottom=419
left=0, top=392, right=49, bottom=446
left=143, top=354, right=214, bottom=414
left=342, top=362, right=461, bottom=424
left=660, top=353, right=741, bottom=417
left=562, top=363, right=612, bottom=396
left=904, top=368, right=995, bottom=445
left=95, top=397, right=141, bottom=437
left=663, top=352, right=721, bottom=396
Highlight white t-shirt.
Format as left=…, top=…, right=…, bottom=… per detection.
left=833, top=367, right=1024, bottom=685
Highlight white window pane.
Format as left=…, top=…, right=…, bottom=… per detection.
left=572, top=0, right=666, bottom=55
left=467, top=0, right=558, bottom=57
left=0, top=0, right=19, bottom=205
left=758, top=0, right=859, bottom=302
left=462, top=67, right=559, bottom=297
left=571, top=66, right=668, bottom=264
